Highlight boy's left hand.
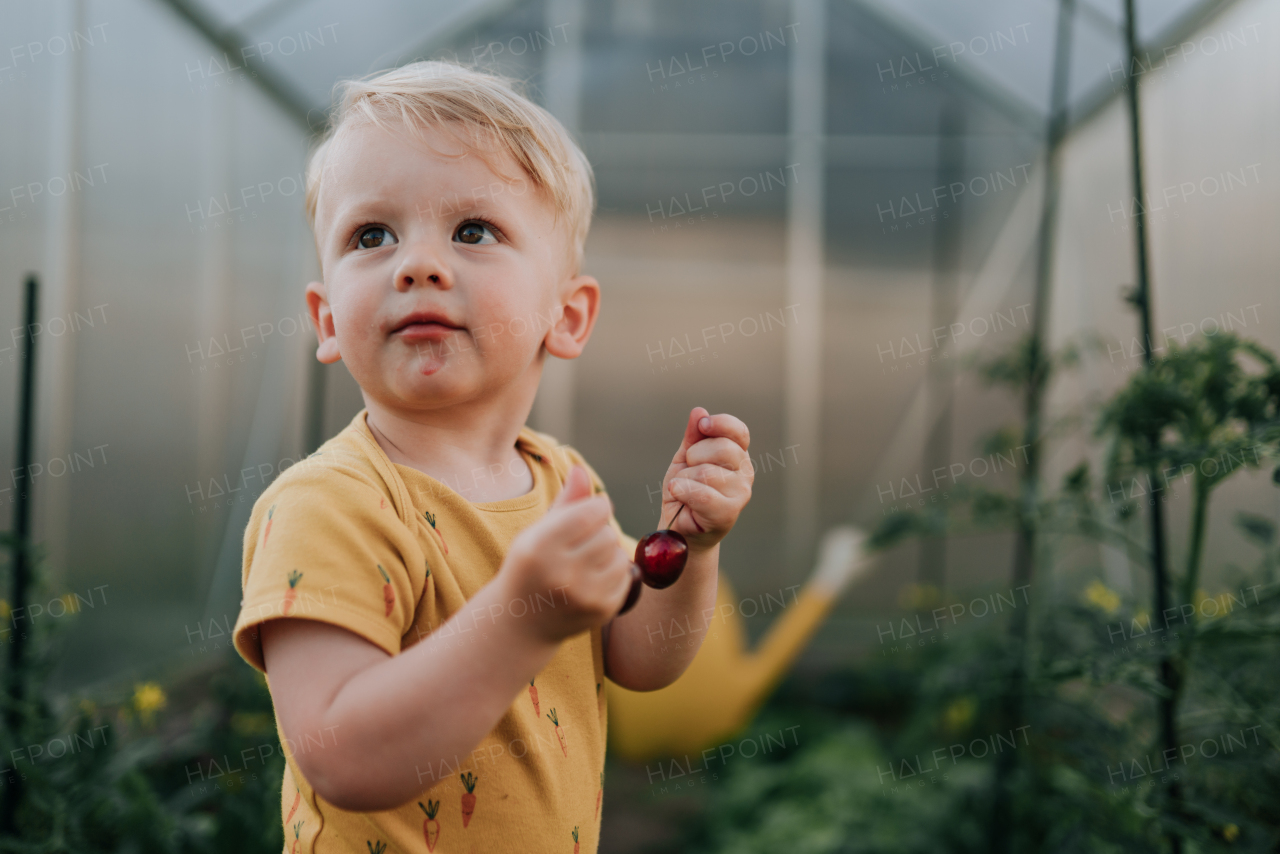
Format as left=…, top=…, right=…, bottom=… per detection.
left=659, top=407, right=753, bottom=551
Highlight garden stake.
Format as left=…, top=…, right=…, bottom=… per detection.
left=1, top=274, right=38, bottom=835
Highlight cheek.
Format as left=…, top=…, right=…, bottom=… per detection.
left=331, top=282, right=379, bottom=343
left=473, top=281, right=551, bottom=351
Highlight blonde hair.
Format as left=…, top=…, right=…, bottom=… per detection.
left=305, top=61, right=595, bottom=274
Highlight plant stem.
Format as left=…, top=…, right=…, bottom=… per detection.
left=1180, top=477, right=1211, bottom=610
left=1121, top=0, right=1180, bottom=846
left=1162, top=475, right=1211, bottom=825
left=665, top=503, right=686, bottom=531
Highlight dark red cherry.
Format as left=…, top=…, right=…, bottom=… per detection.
left=635, top=529, right=688, bottom=589
left=618, top=563, right=643, bottom=615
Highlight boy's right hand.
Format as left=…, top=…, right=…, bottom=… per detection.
left=500, top=465, right=634, bottom=643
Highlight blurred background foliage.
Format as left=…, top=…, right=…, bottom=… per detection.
left=2, top=332, right=1276, bottom=852
left=2, top=0, right=1279, bottom=849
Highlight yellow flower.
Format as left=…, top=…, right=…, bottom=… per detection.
left=0, top=599, right=9, bottom=620
left=1194, top=588, right=1230, bottom=619
left=944, top=696, right=976, bottom=733
left=898, top=583, right=940, bottom=611
left=1084, top=581, right=1120, bottom=615
left=132, top=682, right=167, bottom=718
left=1223, top=823, right=1239, bottom=842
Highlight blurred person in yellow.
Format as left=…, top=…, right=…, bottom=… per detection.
left=230, top=60, right=754, bottom=853
left=608, top=527, right=872, bottom=760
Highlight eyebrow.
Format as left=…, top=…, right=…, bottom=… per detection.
left=412, top=192, right=512, bottom=224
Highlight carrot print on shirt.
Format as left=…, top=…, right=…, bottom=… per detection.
left=367, top=841, right=386, bottom=854
left=460, top=772, right=477, bottom=827
left=286, top=785, right=302, bottom=823
left=283, top=570, right=302, bottom=616
left=424, top=510, right=450, bottom=554
left=572, top=825, right=580, bottom=854
left=376, top=564, right=395, bottom=616
left=290, top=820, right=304, bottom=854
left=418, top=799, right=440, bottom=851
left=547, top=709, right=568, bottom=756
left=264, top=504, right=277, bottom=546
left=529, top=678, right=540, bottom=716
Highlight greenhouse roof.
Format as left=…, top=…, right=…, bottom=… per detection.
left=160, top=0, right=1238, bottom=135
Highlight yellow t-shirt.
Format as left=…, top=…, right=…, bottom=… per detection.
left=232, top=409, right=635, bottom=854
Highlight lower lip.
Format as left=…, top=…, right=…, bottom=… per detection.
left=395, top=322, right=460, bottom=341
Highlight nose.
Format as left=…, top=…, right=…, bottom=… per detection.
left=394, top=237, right=452, bottom=292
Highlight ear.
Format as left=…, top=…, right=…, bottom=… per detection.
left=543, top=275, right=600, bottom=359
left=305, top=281, right=342, bottom=364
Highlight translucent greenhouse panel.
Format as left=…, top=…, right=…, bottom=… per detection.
left=0, top=2, right=63, bottom=526
left=855, top=0, right=1212, bottom=117
left=27, top=0, right=318, bottom=691
left=1046, top=0, right=1280, bottom=603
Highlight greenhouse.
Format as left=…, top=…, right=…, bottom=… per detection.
left=1, top=0, right=1277, bottom=850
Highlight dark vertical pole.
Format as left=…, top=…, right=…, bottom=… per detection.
left=919, top=102, right=965, bottom=591
left=1121, top=1, right=1180, bottom=850
left=2, top=273, right=39, bottom=833
left=991, top=2, right=1073, bottom=851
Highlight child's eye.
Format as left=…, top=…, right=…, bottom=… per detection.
left=357, top=227, right=397, bottom=250
left=454, top=221, right=498, bottom=245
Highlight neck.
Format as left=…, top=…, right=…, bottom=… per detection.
left=362, top=359, right=546, bottom=502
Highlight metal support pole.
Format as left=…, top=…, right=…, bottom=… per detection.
left=919, top=103, right=965, bottom=591
left=35, top=0, right=85, bottom=590
left=531, top=0, right=587, bottom=446
left=784, top=0, right=827, bottom=571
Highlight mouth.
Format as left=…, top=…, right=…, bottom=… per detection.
left=390, top=311, right=465, bottom=341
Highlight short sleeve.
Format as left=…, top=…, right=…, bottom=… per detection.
left=232, top=462, right=426, bottom=673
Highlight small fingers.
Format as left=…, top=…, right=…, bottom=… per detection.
left=543, top=494, right=613, bottom=547
left=571, top=523, right=627, bottom=570
left=572, top=546, right=633, bottom=617
left=667, top=476, right=740, bottom=530
left=685, top=437, right=752, bottom=472
left=670, top=463, right=752, bottom=499
left=697, top=413, right=749, bottom=451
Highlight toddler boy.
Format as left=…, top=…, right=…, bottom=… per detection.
left=231, top=61, right=753, bottom=853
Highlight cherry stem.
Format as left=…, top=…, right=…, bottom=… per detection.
left=664, top=503, right=686, bottom=531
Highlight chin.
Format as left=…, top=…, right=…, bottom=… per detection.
left=392, top=370, right=474, bottom=407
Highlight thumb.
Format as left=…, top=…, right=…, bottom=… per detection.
left=672, top=406, right=710, bottom=465
left=554, top=464, right=593, bottom=507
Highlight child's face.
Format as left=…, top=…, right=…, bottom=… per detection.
left=307, top=119, right=593, bottom=415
